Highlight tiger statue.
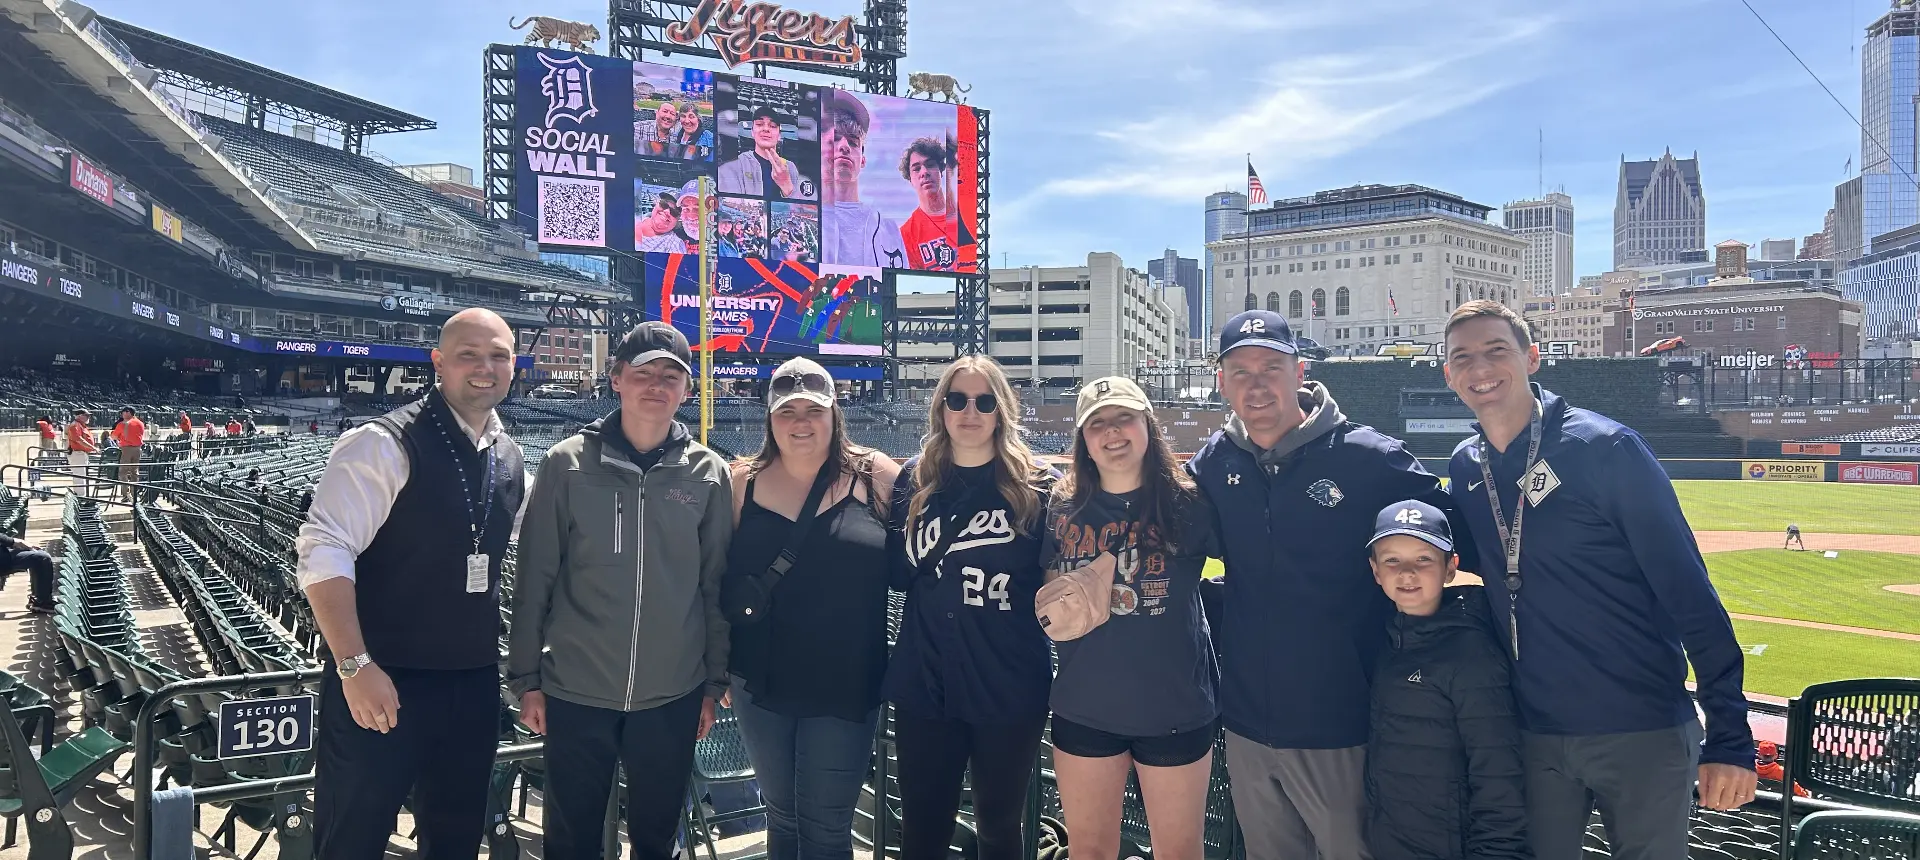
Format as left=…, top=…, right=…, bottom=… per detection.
left=907, top=72, right=971, bottom=104
left=509, top=16, right=602, bottom=53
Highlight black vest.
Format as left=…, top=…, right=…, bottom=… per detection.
left=354, top=391, right=524, bottom=670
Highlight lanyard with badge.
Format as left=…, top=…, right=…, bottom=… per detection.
left=434, top=411, right=498, bottom=594
left=1477, top=398, right=1542, bottom=661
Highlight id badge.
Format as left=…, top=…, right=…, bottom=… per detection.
left=466, top=554, right=490, bottom=594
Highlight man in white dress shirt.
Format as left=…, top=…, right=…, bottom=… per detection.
left=297, top=308, right=526, bottom=860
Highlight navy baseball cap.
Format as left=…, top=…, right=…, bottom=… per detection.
left=1220, top=310, right=1298, bottom=358
left=1369, top=499, right=1454, bottom=553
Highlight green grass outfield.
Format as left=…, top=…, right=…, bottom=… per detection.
left=1708, top=549, right=1920, bottom=635
left=1672, top=480, right=1920, bottom=535
left=1722, top=619, right=1920, bottom=699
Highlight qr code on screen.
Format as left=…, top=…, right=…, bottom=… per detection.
left=537, top=175, right=606, bottom=246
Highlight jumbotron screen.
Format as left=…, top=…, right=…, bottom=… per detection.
left=515, top=46, right=980, bottom=276
left=641, top=252, right=884, bottom=357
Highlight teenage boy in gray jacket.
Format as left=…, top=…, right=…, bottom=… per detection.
left=509, top=321, right=734, bottom=860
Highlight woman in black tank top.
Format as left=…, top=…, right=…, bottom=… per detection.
left=721, top=358, right=901, bottom=860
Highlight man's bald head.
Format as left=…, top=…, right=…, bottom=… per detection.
left=439, top=308, right=512, bottom=351
left=433, top=307, right=516, bottom=421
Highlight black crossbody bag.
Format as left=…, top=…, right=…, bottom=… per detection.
left=721, top=461, right=837, bottom=625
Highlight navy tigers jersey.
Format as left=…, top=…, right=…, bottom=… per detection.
left=883, top=458, right=1055, bottom=724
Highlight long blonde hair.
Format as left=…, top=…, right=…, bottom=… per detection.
left=907, top=356, right=1047, bottom=536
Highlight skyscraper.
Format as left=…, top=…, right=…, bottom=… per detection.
left=1148, top=249, right=1203, bottom=335
left=1614, top=150, right=1706, bottom=269
left=1860, top=1, right=1919, bottom=254
left=1502, top=192, right=1574, bottom=297
left=1203, top=191, right=1248, bottom=341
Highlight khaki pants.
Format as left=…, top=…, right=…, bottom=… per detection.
left=67, top=451, right=91, bottom=496
left=117, top=445, right=141, bottom=501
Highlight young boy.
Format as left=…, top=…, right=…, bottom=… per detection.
left=1364, top=499, right=1530, bottom=860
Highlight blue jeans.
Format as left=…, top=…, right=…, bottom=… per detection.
left=730, top=678, right=880, bottom=860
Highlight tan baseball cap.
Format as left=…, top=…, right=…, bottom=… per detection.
left=1074, top=377, right=1152, bottom=428
left=1034, top=553, right=1116, bottom=642
left=768, top=357, right=836, bottom=412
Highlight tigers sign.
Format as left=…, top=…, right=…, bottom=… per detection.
left=664, top=0, right=862, bottom=68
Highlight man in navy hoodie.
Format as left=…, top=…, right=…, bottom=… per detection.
left=1189, top=310, right=1466, bottom=860
left=1441, top=300, right=1755, bottom=860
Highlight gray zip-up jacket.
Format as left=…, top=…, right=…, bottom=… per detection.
left=508, top=414, right=733, bottom=711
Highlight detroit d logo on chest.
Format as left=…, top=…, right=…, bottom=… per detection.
left=1520, top=460, right=1561, bottom=507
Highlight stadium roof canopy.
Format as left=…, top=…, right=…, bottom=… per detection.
left=100, top=17, right=435, bottom=145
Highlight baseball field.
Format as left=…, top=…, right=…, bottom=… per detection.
left=1198, top=479, right=1920, bottom=699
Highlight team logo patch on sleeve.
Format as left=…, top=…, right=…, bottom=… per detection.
left=1521, top=460, right=1561, bottom=507
left=1307, top=479, right=1344, bottom=508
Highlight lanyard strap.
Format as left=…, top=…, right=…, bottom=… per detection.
left=434, top=411, right=498, bottom=555
left=1477, top=398, right=1542, bottom=660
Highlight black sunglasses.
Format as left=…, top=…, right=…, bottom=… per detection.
left=771, top=371, right=831, bottom=399
left=944, top=392, right=998, bottom=414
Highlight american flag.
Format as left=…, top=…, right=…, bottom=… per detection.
left=1388, top=287, right=1399, bottom=316
left=1247, top=164, right=1268, bottom=205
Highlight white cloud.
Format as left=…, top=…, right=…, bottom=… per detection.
left=1025, top=13, right=1555, bottom=205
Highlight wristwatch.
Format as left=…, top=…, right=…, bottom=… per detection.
left=337, top=653, right=374, bottom=679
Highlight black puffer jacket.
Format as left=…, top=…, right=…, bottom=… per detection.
left=1366, top=585, right=1530, bottom=860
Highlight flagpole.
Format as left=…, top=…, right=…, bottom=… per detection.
left=1244, top=154, right=1253, bottom=323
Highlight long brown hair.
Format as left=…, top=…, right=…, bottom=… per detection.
left=747, top=394, right=883, bottom=513
left=907, top=356, right=1048, bottom=537
left=1053, top=404, right=1196, bottom=553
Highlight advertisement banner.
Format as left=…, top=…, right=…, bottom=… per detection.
left=1862, top=443, right=1920, bottom=458
left=513, top=46, right=978, bottom=274
left=710, top=363, right=883, bottom=380
left=645, top=251, right=882, bottom=356
left=1839, top=461, right=1919, bottom=485
left=1780, top=442, right=1841, bottom=456
left=150, top=205, right=185, bottom=243
left=1741, top=461, right=1825, bottom=482
left=1405, top=418, right=1477, bottom=434
left=68, top=153, right=114, bottom=207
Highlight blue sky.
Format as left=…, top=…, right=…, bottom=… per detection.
left=105, top=0, right=1886, bottom=279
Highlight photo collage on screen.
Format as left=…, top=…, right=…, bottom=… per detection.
left=633, top=62, right=716, bottom=255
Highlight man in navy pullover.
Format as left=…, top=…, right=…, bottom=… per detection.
left=1441, top=301, right=1755, bottom=860
left=1189, top=310, right=1467, bottom=860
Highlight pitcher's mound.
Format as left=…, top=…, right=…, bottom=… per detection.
left=1884, top=584, right=1920, bottom=596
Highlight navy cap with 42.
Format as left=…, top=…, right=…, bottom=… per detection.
left=1220, top=310, right=1297, bottom=358
left=1369, top=499, right=1454, bottom=553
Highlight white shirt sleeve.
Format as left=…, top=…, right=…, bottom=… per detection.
left=296, top=424, right=408, bottom=589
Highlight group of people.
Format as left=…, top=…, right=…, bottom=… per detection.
left=35, top=406, right=147, bottom=502
left=643, top=101, right=715, bottom=162
left=297, top=302, right=1758, bottom=860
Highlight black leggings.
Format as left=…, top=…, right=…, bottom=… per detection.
left=895, top=712, right=1047, bottom=860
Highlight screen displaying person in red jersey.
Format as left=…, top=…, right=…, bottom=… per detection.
left=897, top=136, right=975, bottom=273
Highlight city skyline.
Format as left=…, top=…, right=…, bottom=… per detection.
left=115, top=0, right=1882, bottom=284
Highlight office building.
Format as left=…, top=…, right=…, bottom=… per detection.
left=1203, top=192, right=1248, bottom=344
left=895, top=252, right=1183, bottom=387
left=1860, top=1, right=1920, bottom=253
left=1524, top=270, right=1632, bottom=357
left=1614, top=150, right=1707, bottom=268
left=1503, top=192, right=1574, bottom=297
left=1759, top=238, right=1797, bottom=261
left=1835, top=176, right=1867, bottom=264
left=1841, top=220, right=1920, bottom=345
left=1149, top=249, right=1203, bottom=336
left=1802, top=208, right=1836, bottom=260
left=1205, top=184, right=1527, bottom=357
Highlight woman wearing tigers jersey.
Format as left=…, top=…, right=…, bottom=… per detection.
left=887, top=356, right=1056, bottom=860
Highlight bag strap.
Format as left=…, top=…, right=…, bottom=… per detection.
left=766, top=460, right=838, bottom=580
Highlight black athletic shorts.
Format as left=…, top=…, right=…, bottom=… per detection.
left=1049, top=715, right=1218, bottom=767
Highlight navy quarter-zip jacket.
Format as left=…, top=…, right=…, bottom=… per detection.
left=1190, top=387, right=1469, bottom=750
left=1446, top=386, right=1753, bottom=769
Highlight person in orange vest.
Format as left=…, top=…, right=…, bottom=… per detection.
left=225, top=417, right=244, bottom=436
left=109, top=406, right=146, bottom=503
left=35, top=415, right=56, bottom=447
left=178, top=411, right=193, bottom=437
left=65, top=411, right=99, bottom=497
left=1755, top=741, right=1807, bottom=797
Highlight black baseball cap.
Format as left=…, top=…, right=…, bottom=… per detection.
left=749, top=105, right=784, bottom=124
left=1220, top=310, right=1298, bottom=358
left=613, top=321, right=693, bottom=376
left=1369, top=499, right=1454, bottom=553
